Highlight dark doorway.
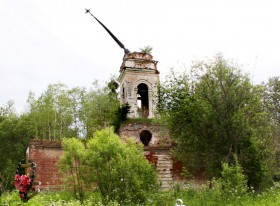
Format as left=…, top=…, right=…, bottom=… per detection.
left=140, top=130, right=152, bottom=146
left=137, top=83, right=149, bottom=118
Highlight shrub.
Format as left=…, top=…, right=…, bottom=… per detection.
left=112, top=103, right=130, bottom=132
left=86, top=128, right=159, bottom=205
left=210, top=156, right=247, bottom=204
left=221, top=156, right=247, bottom=195
left=58, top=138, right=88, bottom=203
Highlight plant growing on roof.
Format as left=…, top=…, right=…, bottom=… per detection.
left=140, top=45, right=153, bottom=54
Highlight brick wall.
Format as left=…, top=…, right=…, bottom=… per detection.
left=27, top=130, right=178, bottom=190
left=119, top=122, right=172, bottom=147
left=27, top=140, right=63, bottom=190
left=120, top=122, right=175, bottom=189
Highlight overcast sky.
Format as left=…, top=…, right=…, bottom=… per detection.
left=1, top=0, right=279, bottom=113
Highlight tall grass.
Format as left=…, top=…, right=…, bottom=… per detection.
left=2, top=184, right=280, bottom=206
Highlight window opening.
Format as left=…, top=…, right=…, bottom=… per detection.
left=137, top=94, right=142, bottom=117
left=140, top=130, right=152, bottom=146
left=137, top=83, right=149, bottom=118
left=122, top=87, right=125, bottom=98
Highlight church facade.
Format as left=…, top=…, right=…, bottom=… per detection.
left=27, top=52, right=178, bottom=190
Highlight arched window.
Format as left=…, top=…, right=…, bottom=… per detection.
left=140, top=130, right=152, bottom=146
left=137, top=83, right=149, bottom=118
left=122, top=87, right=125, bottom=98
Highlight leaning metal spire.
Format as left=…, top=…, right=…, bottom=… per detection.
left=85, top=9, right=130, bottom=54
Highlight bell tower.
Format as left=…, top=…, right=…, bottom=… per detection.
left=118, top=52, right=159, bottom=118
left=85, top=11, right=174, bottom=188
left=118, top=52, right=174, bottom=189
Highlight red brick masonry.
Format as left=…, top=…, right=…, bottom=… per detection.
left=27, top=139, right=182, bottom=190
left=27, top=140, right=63, bottom=190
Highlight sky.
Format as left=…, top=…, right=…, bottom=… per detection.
left=0, top=0, right=279, bottom=114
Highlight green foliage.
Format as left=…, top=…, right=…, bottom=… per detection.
left=262, top=77, right=280, bottom=174
left=108, top=80, right=119, bottom=96
left=210, top=156, right=247, bottom=204
left=26, top=81, right=119, bottom=139
left=26, top=83, right=76, bottom=140
left=58, top=128, right=159, bottom=205
left=221, top=159, right=247, bottom=194
left=0, top=100, right=16, bottom=117
left=82, top=81, right=119, bottom=138
left=0, top=103, right=32, bottom=192
left=263, top=76, right=280, bottom=128
left=0, top=79, right=121, bottom=193
left=140, top=45, right=153, bottom=54
left=112, top=103, right=130, bottom=132
left=86, top=128, right=159, bottom=205
left=157, top=69, right=190, bottom=113
left=58, top=138, right=88, bottom=203
left=158, top=55, right=274, bottom=190
left=0, top=190, right=103, bottom=206
left=3, top=184, right=280, bottom=205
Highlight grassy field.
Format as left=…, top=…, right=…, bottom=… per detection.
left=1, top=184, right=280, bottom=206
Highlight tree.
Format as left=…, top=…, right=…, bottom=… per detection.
left=86, top=128, right=159, bottom=205
left=81, top=81, right=119, bottom=138
left=58, top=138, right=87, bottom=203
left=262, top=77, right=280, bottom=180
left=158, top=55, right=273, bottom=189
left=26, top=83, right=74, bottom=140
left=67, top=87, right=87, bottom=138
left=111, top=103, right=130, bottom=133
left=0, top=100, right=16, bottom=117
left=25, top=81, right=119, bottom=139
left=0, top=102, right=32, bottom=192
left=263, top=77, right=280, bottom=149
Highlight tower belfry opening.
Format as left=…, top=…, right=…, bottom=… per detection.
left=137, top=83, right=149, bottom=118
left=118, top=52, right=159, bottom=118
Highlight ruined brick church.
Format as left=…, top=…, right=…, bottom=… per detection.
left=27, top=52, right=178, bottom=190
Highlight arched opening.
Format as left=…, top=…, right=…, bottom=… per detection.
left=137, top=83, right=149, bottom=118
left=137, top=94, right=142, bottom=117
left=122, top=87, right=125, bottom=98
left=140, top=130, right=152, bottom=146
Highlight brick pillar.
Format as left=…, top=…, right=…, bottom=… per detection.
left=27, top=140, right=63, bottom=190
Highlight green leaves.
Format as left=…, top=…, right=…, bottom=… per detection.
left=158, top=55, right=274, bottom=189
left=139, top=45, right=153, bottom=54
left=58, top=128, right=159, bottom=205
left=26, top=83, right=75, bottom=140
left=58, top=138, right=87, bottom=202
left=0, top=79, right=120, bottom=192
left=25, top=81, right=119, bottom=140
left=0, top=107, right=31, bottom=191
left=263, top=77, right=280, bottom=150
left=87, top=128, right=159, bottom=205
